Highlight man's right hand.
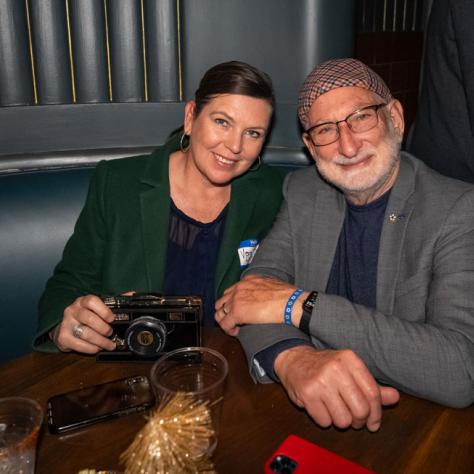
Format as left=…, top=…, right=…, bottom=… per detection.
left=274, top=345, right=400, bottom=432
left=50, top=295, right=116, bottom=354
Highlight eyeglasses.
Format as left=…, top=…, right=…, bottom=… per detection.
left=305, top=103, right=387, bottom=146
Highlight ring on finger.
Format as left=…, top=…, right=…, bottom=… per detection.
left=72, top=323, right=85, bottom=339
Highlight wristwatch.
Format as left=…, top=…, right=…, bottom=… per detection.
left=299, top=291, right=319, bottom=334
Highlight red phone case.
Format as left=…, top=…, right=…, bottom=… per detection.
left=264, top=434, right=376, bottom=474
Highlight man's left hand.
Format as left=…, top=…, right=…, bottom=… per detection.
left=215, top=275, right=308, bottom=336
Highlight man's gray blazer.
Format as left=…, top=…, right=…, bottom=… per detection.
left=240, top=152, right=474, bottom=408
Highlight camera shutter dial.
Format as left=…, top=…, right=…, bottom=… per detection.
left=125, top=316, right=167, bottom=357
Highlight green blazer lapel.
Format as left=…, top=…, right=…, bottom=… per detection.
left=306, top=184, right=346, bottom=291
left=139, top=140, right=177, bottom=291
left=215, top=175, right=259, bottom=295
left=377, top=156, right=416, bottom=314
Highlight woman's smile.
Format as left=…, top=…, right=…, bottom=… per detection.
left=214, top=153, right=237, bottom=166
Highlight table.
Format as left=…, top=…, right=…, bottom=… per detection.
left=2, top=329, right=473, bottom=473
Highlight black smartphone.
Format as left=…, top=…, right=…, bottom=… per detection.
left=46, top=375, right=156, bottom=434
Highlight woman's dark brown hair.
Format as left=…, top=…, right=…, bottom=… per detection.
left=194, top=60, right=275, bottom=115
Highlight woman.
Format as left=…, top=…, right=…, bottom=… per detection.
left=33, top=61, right=283, bottom=354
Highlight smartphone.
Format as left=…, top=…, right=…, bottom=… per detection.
left=264, top=435, right=376, bottom=474
left=46, top=375, right=155, bottom=434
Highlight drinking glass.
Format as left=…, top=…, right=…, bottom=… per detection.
left=0, top=397, right=43, bottom=474
left=150, top=347, right=228, bottom=454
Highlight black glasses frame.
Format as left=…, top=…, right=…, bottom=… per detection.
left=305, top=103, right=387, bottom=146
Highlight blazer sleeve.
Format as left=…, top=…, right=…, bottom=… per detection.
left=33, top=161, right=109, bottom=351
left=452, top=0, right=474, bottom=136
left=238, top=172, right=312, bottom=382
left=309, top=187, right=474, bottom=408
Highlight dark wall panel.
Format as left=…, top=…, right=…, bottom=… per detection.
left=301, top=0, right=356, bottom=72
left=0, top=103, right=184, bottom=156
left=145, top=0, right=180, bottom=101
left=0, top=0, right=355, bottom=164
left=107, top=0, right=144, bottom=102
left=180, top=0, right=355, bottom=147
left=69, top=0, right=109, bottom=103
left=357, top=0, right=427, bottom=33
left=0, top=0, right=34, bottom=106
left=29, top=0, right=73, bottom=104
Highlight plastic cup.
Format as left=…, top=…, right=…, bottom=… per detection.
left=150, top=347, right=228, bottom=454
left=0, top=397, right=43, bottom=474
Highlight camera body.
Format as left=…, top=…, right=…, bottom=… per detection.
left=96, top=293, right=202, bottom=361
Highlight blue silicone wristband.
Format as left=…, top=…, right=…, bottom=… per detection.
left=284, top=288, right=304, bottom=325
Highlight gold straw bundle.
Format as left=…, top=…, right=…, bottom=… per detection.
left=121, top=392, right=217, bottom=474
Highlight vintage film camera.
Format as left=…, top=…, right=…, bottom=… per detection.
left=96, top=293, right=202, bottom=361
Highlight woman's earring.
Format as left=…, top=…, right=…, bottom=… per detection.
left=249, top=155, right=261, bottom=171
left=180, top=132, right=190, bottom=153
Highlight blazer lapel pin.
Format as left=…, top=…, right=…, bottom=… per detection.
left=389, top=213, right=406, bottom=223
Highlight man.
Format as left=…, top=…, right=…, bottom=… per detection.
left=215, top=58, right=474, bottom=432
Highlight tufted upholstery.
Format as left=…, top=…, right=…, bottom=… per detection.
left=0, top=167, right=93, bottom=361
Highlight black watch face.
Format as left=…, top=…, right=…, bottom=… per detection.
left=303, top=291, right=318, bottom=312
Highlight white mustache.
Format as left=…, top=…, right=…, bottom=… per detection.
left=331, top=153, right=372, bottom=166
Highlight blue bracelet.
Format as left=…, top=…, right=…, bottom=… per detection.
left=284, top=288, right=304, bottom=325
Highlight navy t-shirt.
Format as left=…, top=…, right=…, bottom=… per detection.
left=163, top=200, right=228, bottom=326
left=326, top=190, right=390, bottom=307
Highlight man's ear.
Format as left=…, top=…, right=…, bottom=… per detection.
left=302, top=133, right=318, bottom=160
left=183, top=100, right=197, bottom=135
left=387, top=99, right=405, bottom=140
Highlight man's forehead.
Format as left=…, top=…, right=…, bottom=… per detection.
left=307, top=87, right=382, bottom=123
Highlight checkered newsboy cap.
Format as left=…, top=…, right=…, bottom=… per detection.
left=297, top=58, right=393, bottom=128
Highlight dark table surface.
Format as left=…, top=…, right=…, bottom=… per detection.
left=2, top=329, right=473, bottom=474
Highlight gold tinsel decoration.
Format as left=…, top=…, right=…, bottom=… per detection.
left=121, top=392, right=217, bottom=474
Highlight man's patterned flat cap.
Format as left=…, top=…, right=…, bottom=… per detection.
left=298, top=58, right=393, bottom=128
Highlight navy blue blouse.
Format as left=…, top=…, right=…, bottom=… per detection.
left=163, top=200, right=228, bottom=326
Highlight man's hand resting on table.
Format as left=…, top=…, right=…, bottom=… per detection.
left=275, top=345, right=400, bottom=432
left=215, top=275, right=308, bottom=336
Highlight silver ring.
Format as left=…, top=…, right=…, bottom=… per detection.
left=222, top=304, right=229, bottom=315
left=72, top=323, right=85, bottom=339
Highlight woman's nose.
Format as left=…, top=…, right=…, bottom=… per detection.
left=225, top=131, right=243, bottom=154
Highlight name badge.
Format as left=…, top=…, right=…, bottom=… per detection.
left=238, top=239, right=259, bottom=269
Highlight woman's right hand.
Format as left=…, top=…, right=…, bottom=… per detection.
left=50, top=295, right=117, bottom=353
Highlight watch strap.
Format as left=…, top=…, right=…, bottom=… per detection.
left=299, top=291, right=319, bottom=334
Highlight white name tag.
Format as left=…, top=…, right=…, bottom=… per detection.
left=238, top=239, right=260, bottom=269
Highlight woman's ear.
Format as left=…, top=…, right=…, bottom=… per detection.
left=183, top=100, right=197, bottom=135
left=387, top=99, right=405, bottom=140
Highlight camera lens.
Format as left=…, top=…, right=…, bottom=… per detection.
left=125, top=316, right=167, bottom=358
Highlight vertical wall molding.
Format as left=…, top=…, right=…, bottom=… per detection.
left=357, top=0, right=425, bottom=33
